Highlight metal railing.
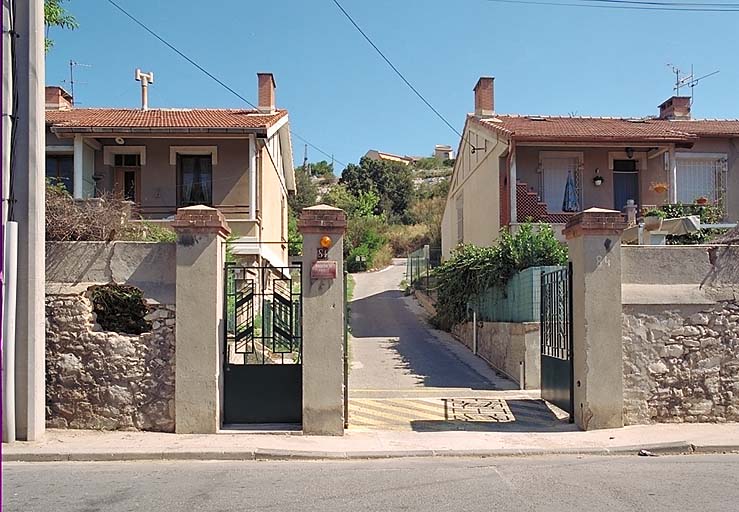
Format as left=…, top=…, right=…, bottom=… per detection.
left=406, top=245, right=441, bottom=292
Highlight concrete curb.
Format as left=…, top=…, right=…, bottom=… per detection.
left=6, top=441, right=738, bottom=462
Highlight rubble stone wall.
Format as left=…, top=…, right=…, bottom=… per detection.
left=46, top=293, right=176, bottom=432
left=623, top=301, right=739, bottom=425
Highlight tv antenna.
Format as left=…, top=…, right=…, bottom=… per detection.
left=62, top=60, right=92, bottom=105
left=667, top=64, right=719, bottom=104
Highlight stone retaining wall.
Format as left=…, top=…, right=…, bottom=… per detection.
left=623, top=300, right=739, bottom=425
left=452, top=321, right=540, bottom=389
left=46, top=293, right=176, bottom=432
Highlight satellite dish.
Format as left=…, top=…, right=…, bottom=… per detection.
left=115, top=137, right=125, bottom=145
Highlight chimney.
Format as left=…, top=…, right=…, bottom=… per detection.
left=45, top=86, right=73, bottom=110
left=474, top=76, right=495, bottom=117
left=658, top=96, right=691, bottom=120
left=257, top=73, right=276, bottom=113
left=135, top=69, right=155, bottom=111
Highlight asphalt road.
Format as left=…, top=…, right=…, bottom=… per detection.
left=4, top=455, right=738, bottom=511
left=348, top=259, right=514, bottom=395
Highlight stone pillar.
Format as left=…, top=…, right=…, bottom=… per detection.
left=171, top=206, right=230, bottom=434
left=563, top=208, right=627, bottom=430
left=297, top=205, right=347, bottom=435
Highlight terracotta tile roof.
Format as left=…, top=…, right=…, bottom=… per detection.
left=46, top=108, right=287, bottom=133
left=473, top=114, right=739, bottom=142
left=659, top=119, right=739, bottom=138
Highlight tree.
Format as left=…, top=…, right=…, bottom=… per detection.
left=308, top=160, right=334, bottom=179
left=287, top=166, right=317, bottom=214
left=44, top=0, right=78, bottom=52
left=340, top=157, right=414, bottom=219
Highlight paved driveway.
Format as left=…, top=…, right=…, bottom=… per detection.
left=348, top=259, right=515, bottom=395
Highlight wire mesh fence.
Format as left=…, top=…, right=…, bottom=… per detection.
left=406, top=245, right=441, bottom=293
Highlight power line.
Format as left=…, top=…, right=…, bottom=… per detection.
left=331, top=0, right=469, bottom=145
left=104, top=0, right=346, bottom=168
left=583, top=0, right=739, bottom=6
left=482, top=0, right=739, bottom=11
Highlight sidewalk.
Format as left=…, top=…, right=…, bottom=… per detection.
left=4, top=424, right=738, bottom=462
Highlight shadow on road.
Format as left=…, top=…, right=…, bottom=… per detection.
left=350, top=289, right=504, bottom=390
left=410, top=399, right=575, bottom=433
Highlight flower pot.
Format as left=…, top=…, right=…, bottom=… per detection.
left=653, top=184, right=668, bottom=194
left=593, top=177, right=604, bottom=187
left=643, top=215, right=663, bottom=231
left=695, top=197, right=708, bottom=205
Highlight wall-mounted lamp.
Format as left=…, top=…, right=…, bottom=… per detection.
left=592, top=168, right=604, bottom=187
left=625, top=147, right=634, bottom=159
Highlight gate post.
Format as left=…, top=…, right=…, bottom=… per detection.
left=563, top=208, right=627, bottom=430
left=298, top=205, right=347, bottom=435
left=171, top=206, right=231, bottom=434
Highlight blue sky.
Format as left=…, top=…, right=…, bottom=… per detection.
left=46, top=0, right=739, bottom=168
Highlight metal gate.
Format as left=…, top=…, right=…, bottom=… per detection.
left=540, top=263, right=574, bottom=421
left=223, top=264, right=302, bottom=425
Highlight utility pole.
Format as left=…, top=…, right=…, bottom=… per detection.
left=7, top=0, right=46, bottom=442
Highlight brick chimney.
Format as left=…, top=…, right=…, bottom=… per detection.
left=45, top=86, right=73, bottom=110
left=658, top=96, right=691, bottom=120
left=474, top=76, right=495, bottom=117
left=257, top=73, right=276, bottom=113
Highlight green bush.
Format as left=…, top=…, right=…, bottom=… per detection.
left=345, top=216, right=388, bottom=272
left=659, top=203, right=727, bottom=244
left=90, top=284, right=151, bottom=335
left=433, top=223, right=567, bottom=330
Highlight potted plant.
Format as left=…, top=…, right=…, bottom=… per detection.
left=695, top=196, right=709, bottom=205
left=643, top=208, right=667, bottom=231
left=592, top=174, right=605, bottom=187
left=651, top=182, right=669, bottom=194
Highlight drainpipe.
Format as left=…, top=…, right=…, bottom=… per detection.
left=248, top=134, right=257, bottom=222
left=472, top=307, right=478, bottom=356
left=2, top=0, right=16, bottom=443
left=2, top=222, right=18, bottom=443
left=73, top=134, right=84, bottom=199
left=668, top=145, right=677, bottom=204
left=509, top=140, right=517, bottom=226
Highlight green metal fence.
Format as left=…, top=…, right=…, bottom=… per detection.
left=406, top=245, right=441, bottom=290
left=469, top=265, right=565, bottom=323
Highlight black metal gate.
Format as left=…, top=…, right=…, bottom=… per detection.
left=540, top=263, right=574, bottom=421
left=223, top=264, right=302, bottom=424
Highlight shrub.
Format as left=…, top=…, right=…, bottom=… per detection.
left=386, top=224, right=431, bottom=256
left=643, top=208, right=667, bottom=219
left=659, top=203, right=727, bottom=245
left=46, top=181, right=129, bottom=241
left=46, top=181, right=176, bottom=242
left=433, top=223, right=567, bottom=330
left=89, top=284, right=151, bottom=335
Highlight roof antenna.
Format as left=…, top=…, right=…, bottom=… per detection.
left=62, top=60, right=91, bottom=106
left=667, top=63, right=719, bottom=105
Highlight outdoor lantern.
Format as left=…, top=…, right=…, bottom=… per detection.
left=626, top=147, right=635, bottom=159
left=593, top=168, right=604, bottom=187
left=320, top=235, right=333, bottom=249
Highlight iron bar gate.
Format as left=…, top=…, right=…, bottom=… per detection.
left=540, top=263, right=574, bottom=421
left=223, top=263, right=303, bottom=424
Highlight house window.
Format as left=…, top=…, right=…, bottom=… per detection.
left=675, top=156, right=727, bottom=205
left=178, top=155, right=213, bottom=207
left=114, top=153, right=141, bottom=167
left=46, top=155, right=74, bottom=192
left=456, top=194, right=464, bottom=244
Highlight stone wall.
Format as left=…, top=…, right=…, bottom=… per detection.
left=452, top=321, right=540, bottom=389
left=46, top=293, right=176, bottom=432
left=623, top=300, right=739, bottom=425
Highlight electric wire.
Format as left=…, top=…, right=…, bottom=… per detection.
left=482, top=0, right=739, bottom=11
left=104, top=0, right=345, bottom=168
left=331, top=0, right=472, bottom=148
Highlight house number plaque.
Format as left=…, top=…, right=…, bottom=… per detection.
left=311, top=260, right=337, bottom=280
